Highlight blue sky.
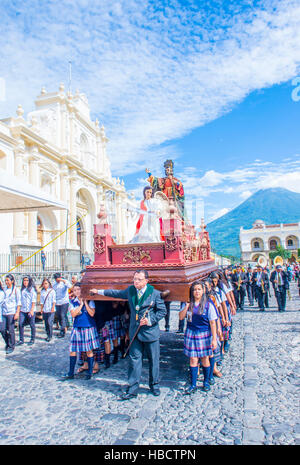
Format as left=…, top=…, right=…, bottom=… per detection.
left=0, top=0, right=300, bottom=222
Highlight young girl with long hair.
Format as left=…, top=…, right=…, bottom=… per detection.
left=210, top=272, right=231, bottom=360
left=61, top=283, right=100, bottom=381
left=217, top=270, right=236, bottom=348
left=1, top=274, right=21, bottom=354
left=179, top=280, right=218, bottom=394
left=40, top=278, right=56, bottom=342
left=17, top=276, right=38, bottom=346
left=203, top=278, right=223, bottom=378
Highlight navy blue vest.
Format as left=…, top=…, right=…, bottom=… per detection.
left=187, top=303, right=211, bottom=332
left=72, top=299, right=96, bottom=328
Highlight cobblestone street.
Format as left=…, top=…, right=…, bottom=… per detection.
left=0, top=283, right=299, bottom=445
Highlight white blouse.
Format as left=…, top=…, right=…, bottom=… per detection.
left=2, top=287, right=21, bottom=315
left=40, top=288, right=56, bottom=313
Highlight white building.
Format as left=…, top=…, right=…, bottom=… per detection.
left=0, top=84, right=138, bottom=270
left=240, top=219, right=300, bottom=265
left=210, top=252, right=232, bottom=267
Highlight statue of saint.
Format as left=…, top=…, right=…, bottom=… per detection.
left=146, top=159, right=185, bottom=219
left=130, top=186, right=163, bottom=243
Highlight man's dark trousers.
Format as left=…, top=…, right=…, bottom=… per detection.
left=275, top=286, right=287, bottom=311
left=256, top=287, right=265, bottom=310
left=246, top=283, right=253, bottom=305
left=164, top=301, right=171, bottom=330
left=128, top=337, right=160, bottom=394
left=234, top=288, right=245, bottom=309
left=55, top=303, right=69, bottom=334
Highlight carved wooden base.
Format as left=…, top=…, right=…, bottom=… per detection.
left=81, top=259, right=217, bottom=302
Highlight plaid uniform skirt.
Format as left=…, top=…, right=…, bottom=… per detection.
left=222, top=323, right=230, bottom=341
left=226, top=302, right=232, bottom=322
left=100, top=320, right=115, bottom=343
left=112, top=316, right=126, bottom=338
left=213, top=336, right=222, bottom=363
left=184, top=328, right=213, bottom=358
left=69, top=326, right=100, bottom=353
left=93, top=347, right=104, bottom=362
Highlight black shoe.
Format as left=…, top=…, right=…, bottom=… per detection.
left=113, top=349, right=118, bottom=365
left=56, top=333, right=65, bottom=338
left=202, top=383, right=211, bottom=392
left=85, top=374, right=92, bottom=380
left=150, top=387, right=160, bottom=396
left=6, top=347, right=14, bottom=354
left=184, top=385, right=197, bottom=395
left=165, top=327, right=170, bottom=332
left=120, top=391, right=138, bottom=400
left=16, top=341, right=24, bottom=346
left=28, top=340, right=35, bottom=346
left=45, top=337, right=51, bottom=342
left=104, top=353, right=110, bottom=369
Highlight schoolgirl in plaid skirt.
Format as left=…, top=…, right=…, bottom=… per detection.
left=61, top=283, right=100, bottom=381
left=179, top=281, right=218, bottom=394
left=203, top=279, right=223, bottom=375
left=217, top=269, right=237, bottom=344
left=210, top=272, right=231, bottom=359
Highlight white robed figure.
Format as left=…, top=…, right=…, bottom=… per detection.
left=130, top=187, right=168, bottom=243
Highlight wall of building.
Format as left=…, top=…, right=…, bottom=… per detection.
left=240, top=220, right=300, bottom=265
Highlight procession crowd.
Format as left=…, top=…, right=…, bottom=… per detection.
left=0, top=262, right=298, bottom=398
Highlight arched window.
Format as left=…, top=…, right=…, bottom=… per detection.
left=40, top=174, right=52, bottom=194
left=80, top=133, right=89, bottom=163
left=287, top=239, right=293, bottom=247
left=269, top=239, right=278, bottom=250
left=252, top=238, right=263, bottom=250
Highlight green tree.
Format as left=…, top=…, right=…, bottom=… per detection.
left=269, top=245, right=292, bottom=261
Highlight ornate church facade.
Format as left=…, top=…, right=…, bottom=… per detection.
left=0, top=84, right=137, bottom=269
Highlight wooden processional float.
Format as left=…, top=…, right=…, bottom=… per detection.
left=81, top=207, right=217, bottom=303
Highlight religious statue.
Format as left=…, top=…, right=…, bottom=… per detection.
left=146, top=159, right=185, bottom=219
left=130, top=186, right=168, bottom=243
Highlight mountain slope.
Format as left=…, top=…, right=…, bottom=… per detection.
left=206, top=188, right=300, bottom=258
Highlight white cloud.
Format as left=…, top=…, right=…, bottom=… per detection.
left=0, top=1, right=300, bottom=175
left=240, top=190, right=252, bottom=200
left=181, top=155, right=300, bottom=203
left=209, top=208, right=230, bottom=222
